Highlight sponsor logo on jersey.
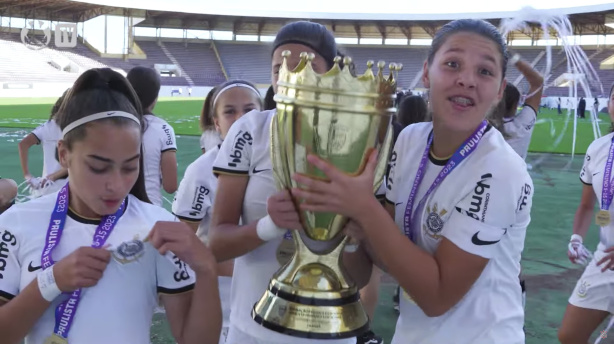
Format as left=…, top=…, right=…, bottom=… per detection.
left=517, top=183, right=532, bottom=212
left=228, top=130, right=253, bottom=168
left=189, top=185, right=209, bottom=217
left=162, top=124, right=174, bottom=146
left=173, top=255, right=191, bottom=282
left=466, top=173, right=492, bottom=222
left=0, top=230, right=17, bottom=279
left=387, top=151, right=397, bottom=191
left=525, top=117, right=536, bottom=131
left=423, top=203, right=447, bottom=239
left=28, top=261, right=42, bottom=272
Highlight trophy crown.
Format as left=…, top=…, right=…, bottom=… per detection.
left=278, top=50, right=402, bottom=102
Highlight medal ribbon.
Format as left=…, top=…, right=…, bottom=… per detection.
left=42, top=183, right=125, bottom=341
left=403, top=121, right=488, bottom=242
left=600, top=136, right=614, bottom=214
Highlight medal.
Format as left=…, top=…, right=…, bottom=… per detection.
left=403, top=121, right=488, bottom=242
left=596, top=210, right=611, bottom=226
left=41, top=183, right=124, bottom=344
left=44, top=334, right=68, bottom=344
left=112, top=239, right=145, bottom=264
left=276, top=236, right=296, bottom=266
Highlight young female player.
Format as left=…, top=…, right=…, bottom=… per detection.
left=0, top=68, right=222, bottom=344
left=127, top=66, right=178, bottom=206
left=18, top=90, right=69, bottom=196
left=558, top=83, right=614, bottom=344
left=173, top=79, right=262, bottom=343
left=492, top=55, right=543, bottom=160
left=209, top=21, right=371, bottom=344
left=0, top=177, right=17, bottom=214
left=268, top=19, right=533, bottom=344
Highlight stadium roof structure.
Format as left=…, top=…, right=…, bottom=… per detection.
left=1, top=0, right=614, bottom=41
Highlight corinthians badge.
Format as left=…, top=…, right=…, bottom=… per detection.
left=112, top=239, right=145, bottom=264
left=423, top=203, right=447, bottom=239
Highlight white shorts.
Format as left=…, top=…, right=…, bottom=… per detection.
left=224, top=324, right=356, bottom=344
left=569, top=246, right=614, bottom=314
left=225, top=325, right=269, bottom=344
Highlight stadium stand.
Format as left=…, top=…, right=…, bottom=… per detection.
left=1, top=29, right=614, bottom=96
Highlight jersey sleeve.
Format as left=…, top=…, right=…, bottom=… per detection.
left=0, top=226, right=21, bottom=302
left=212, top=118, right=253, bottom=176
left=444, top=170, right=533, bottom=259
left=199, top=133, right=206, bottom=150
left=30, top=122, right=46, bottom=144
left=385, top=130, right=407, bottom=204
left=160, top=123, right=177, bottom=153
left=503, top=106, right=536, bottom=138
left=172, top=164, right=212, bottom=222
left=580, top=146, right=594, bottom=185
left=156, top=251, right=196, bottom=295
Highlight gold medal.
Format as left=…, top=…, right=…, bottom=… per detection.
left=276, top=239, right=296, bottom=266
left=44, top=334, right=68, bottom=344
left=596, top=210, right=611, bottom=226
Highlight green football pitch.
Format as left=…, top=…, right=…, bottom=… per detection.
left=0, top=96, right=612, bottom=155
left=2, top=97, right=614, bottom=343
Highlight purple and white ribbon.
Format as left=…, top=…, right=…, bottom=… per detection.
left=403, top=121, right=488, bottom=242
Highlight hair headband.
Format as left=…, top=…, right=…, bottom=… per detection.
left=62, top=111, right=140, bottom=138
left=212, top=84, right=261, bottom=109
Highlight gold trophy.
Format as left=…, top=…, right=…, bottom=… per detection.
left=252, top=51, right=400, bottom=339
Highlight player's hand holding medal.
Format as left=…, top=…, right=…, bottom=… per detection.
left=145, top=221, right=217, bottom=275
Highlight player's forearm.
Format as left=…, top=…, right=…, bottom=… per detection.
left=17, top=145, right=30, bottom=178
left=355, top=198, right=450, bottom=317
left=572, top=203, right=595, bottom=238
left=209, top=222, right=265, bottom=261
left=47, top=168, right=68, bottom=182
left=342, top=245, right=373, bottom=289
left=0, top=280, right=51, bottom=344
left=180, top=268, right=222, bottom=344
left=515, top=59, right=544, bottom=91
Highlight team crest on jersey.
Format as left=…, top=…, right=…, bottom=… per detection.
left=112, top=239, right=145, bottom=264
left=423, top=203, right=447, bottom=239
left=577, top=280, right=590, bottom=298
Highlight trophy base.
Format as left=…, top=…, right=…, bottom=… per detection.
left=252, top=231, right=370, bottom=339
left=252, top=278, right=370, bottom=339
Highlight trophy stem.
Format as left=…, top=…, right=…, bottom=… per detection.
left=251, top=231, right=370, bottom=339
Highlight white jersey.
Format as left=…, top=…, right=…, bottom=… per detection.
left=200, top=129, right=222, bottom=152
left=386, top=122, right=533, bottom=344
left=0, top=193, right=196, bottom=344
left=172, top=144, right=232, bottom=327
left=502, top=105, right=537, bottom=160
left=142, top=114, right=177, bottom=206
left=31, top=120, right=62, bottom=178
left=212, top=109, right=353, bottom=344
left=580, top=132, right=614, bottom=247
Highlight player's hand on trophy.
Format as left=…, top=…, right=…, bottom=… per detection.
left=292, top=150, right=378, bottom=220
left=147, top=221, right=216, bottom=274
left=267, top=189, right=303, bottom=231
left=54, top=246, right=112, bottom=292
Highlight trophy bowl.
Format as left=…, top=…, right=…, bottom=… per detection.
left=252, top=51, right=400, bottom=339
